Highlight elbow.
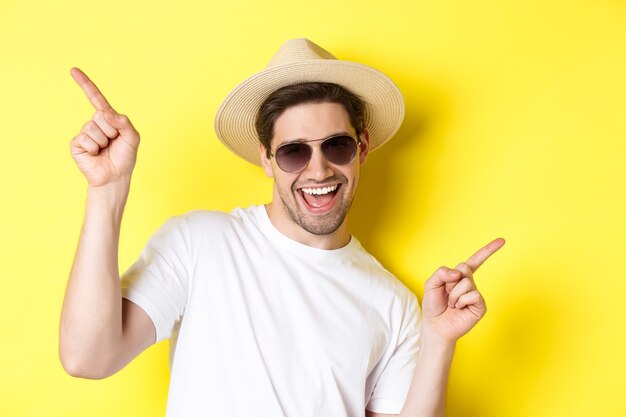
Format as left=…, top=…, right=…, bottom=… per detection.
left=59, top=346, right=111, bottom=380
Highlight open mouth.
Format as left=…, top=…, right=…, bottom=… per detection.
left=297, top=184, right=341, bottom=213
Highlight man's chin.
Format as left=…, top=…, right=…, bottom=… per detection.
left=297, top=216, right=344, bottom=236
left=293, top=201, right=349, bottom=236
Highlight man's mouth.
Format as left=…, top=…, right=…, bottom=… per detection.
left=297, top=184, right=341, bottom=212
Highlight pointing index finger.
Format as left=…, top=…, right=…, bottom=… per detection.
left=466, top=237, right=505, bottom=273
left=70, top=67, right=113, bottom=111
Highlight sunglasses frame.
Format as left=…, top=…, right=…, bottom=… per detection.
left=269, top=134, right=362, bottom=173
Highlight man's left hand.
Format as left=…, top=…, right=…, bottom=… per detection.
left=420, top=238, right=505, bottom=346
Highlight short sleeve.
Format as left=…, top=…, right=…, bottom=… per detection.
left=120, top=215, right=192, bottom=343
left=366, top=292, right=421, bottom=414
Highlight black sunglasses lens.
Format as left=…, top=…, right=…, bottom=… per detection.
left=322, top=136, right=358, bottom=165
left=275, top=143, right=311, bottom=172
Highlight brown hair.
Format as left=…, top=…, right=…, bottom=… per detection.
left=255, top=82, right=366, bottom=157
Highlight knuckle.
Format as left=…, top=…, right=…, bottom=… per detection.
left=81, top=135, right=96, bottom=150
left=95, top=111, right=111, bottom=124
left=79, top=132, right=91, bottom=143
left=456, top=262, right=470, bottom=273
left=83, top=120, right=96, bottom=133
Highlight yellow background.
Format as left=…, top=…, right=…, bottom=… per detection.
left=1, top=0, right=625, bottom=416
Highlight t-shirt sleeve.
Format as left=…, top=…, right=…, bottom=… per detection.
left=120, top=214, right=192, bottom=343
left=366, top=291, right=421, bottom=414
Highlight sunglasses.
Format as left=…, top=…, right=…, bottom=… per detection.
left=270, top=135, right=361, bottom=173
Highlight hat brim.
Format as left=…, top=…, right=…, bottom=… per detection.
left=214, top=60, right=405, bottom=166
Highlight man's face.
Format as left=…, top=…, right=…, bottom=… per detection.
left=260, top=102, right=370, bottom=237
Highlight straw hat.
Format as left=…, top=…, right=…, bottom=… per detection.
left=214, top=38, right=405, bottom=166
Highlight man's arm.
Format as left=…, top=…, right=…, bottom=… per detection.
left=59, top=68, right=153, bottom=379
left=367, top=239, right=505, bottom=417
left=395, top=337, right=455, bottom=417
left=365, top=334, right=454, bottom=417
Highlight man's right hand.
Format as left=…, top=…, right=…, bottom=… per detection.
left=69, top=67, right=140, bottom=188
left=61, top=68, right=154, bottom=379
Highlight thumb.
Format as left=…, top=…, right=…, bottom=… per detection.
left=103, top=109, right=139, bottom=141
left=424, top=267, right=462, bottom=293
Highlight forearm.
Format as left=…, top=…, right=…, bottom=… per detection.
left=59, top=180, right=130, bottom=377
left=398, top=335, right=456, bottom=417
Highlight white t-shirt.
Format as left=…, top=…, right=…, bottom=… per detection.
left=120, top=205, right=421, bottom=417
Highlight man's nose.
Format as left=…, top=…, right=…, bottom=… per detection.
left=303, top=146, right=334, bottom=180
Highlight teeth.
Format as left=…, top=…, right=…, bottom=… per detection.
left=301, top=184, right=338, bottom=195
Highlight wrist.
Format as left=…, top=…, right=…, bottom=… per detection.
left=87, top=178, right=131, bottom=199
left=86, top=179, right=131, bottom=219
left=418, top=338, right=456, bottom=368
left=420, top=326, right=457, bottom=354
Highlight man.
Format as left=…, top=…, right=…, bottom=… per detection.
left=60, top=38, right=504, bottom=417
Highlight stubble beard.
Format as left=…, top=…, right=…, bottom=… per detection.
left=276, top=177, right=357, bottom=236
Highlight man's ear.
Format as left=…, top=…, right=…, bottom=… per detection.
left=358, top=129, right=371, bottom=165
left=260, top=144, right=274, bottom=178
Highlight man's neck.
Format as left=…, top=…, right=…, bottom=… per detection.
left=263, top=203, right=351, bottom=250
